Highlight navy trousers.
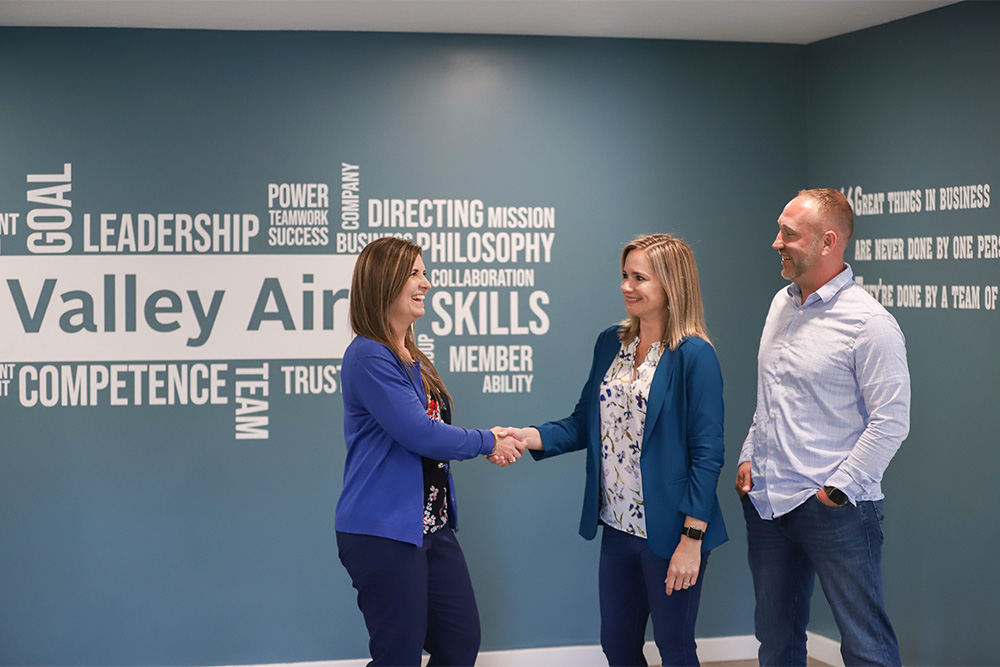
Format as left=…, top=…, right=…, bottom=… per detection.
left=599, top=525, right=710, bottom=667
left=337, top=529, right=481, bottom=667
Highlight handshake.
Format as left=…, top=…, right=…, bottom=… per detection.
left=486, top=427, right=542, bottom=466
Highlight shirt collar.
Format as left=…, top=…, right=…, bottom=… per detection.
left=787, top=263, right=854, bottom=306
left=623, top=337, right=662, bottom=361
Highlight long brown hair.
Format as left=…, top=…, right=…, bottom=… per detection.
left=350, top=237, right=451, bottom=405
left=618, top=233, right=711, bottom=350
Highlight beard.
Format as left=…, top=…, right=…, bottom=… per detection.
left=782, top=237, right=822, bottom=282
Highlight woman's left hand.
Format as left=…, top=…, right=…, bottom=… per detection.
left=664, top=535, right=702, bottom=596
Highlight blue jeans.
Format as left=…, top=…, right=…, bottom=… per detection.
left=337, top=529, right=480, bottom=667
left=741, top=494, right=900, bottom=667
left=599, top=525, right=710, bottom=667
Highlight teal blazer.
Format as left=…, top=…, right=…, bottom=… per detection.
left=532, top=325, right=728, bottom=558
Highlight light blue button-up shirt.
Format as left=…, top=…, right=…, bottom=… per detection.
left=740, top=265, right=910, bottom=519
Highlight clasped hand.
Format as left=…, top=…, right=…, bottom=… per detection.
left=485, top=427, right=544, bottom=467
left=486, top=427, right=526, bottom=466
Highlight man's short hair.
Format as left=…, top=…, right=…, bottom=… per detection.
left=799, top=188, right=854, bottom=244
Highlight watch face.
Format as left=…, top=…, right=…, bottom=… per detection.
left=825, top=487, right=847, bottom=505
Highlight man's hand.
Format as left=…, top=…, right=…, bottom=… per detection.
left=735, top=461, right=753, bottom=497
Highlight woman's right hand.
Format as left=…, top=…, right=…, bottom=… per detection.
left=490, top=426, right=544, bottom=462
left=509, top=427, right=543, bottom=451
left=488, top=427, right=525, bottom=466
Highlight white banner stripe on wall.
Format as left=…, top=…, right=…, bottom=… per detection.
left=1, top=255, right=356, bottom=361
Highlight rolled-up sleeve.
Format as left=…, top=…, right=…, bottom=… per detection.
left=826, top=313, right=910, bottom=500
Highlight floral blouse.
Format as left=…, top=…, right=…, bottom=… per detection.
left=422, top=395, right=450, bottom=534
left=598, top=337, right=663, bottom=537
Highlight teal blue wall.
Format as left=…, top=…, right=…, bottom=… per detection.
left=0, top=28, right=801, bottom=665
left=1, top=3, right=995, bottom=664
left=805, top=3, right=1000, bottom=665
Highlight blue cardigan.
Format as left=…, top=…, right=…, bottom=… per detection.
left=335, top=335, right=495, bottom=546
left=532, top=326, right=728, bottom=558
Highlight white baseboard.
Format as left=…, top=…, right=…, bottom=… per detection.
left=229, top=632, right=842, bottom=666
left=805, top=631, right=846, bottom=667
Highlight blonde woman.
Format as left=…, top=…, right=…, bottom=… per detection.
left=336, top=237, right=521, bottom=666
left=506, top=234, right=727, bottom=666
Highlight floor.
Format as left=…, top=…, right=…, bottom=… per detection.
left=705, top=660, right=831, bottom=667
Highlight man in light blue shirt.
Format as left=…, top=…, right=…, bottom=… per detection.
left=737, top=188, right=910, bottom=667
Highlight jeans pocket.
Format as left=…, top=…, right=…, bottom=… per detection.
left=812, top=492, right=847, bottom=511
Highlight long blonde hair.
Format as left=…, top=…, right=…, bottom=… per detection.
left=350, top=237, right=451, bottom=405
left=618, top=233, right=711, bottom=350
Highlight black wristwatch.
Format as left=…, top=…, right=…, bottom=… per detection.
left=681, top=526, right=705, bottom=541
left=823, top=486, right=848, bottom=506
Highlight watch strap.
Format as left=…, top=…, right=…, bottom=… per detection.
left=681, top=526, right=705, bottom=541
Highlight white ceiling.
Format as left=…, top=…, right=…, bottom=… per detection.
left=0, top=0, right=960, bottom=45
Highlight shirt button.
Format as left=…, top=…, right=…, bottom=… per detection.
left=769, top=412, right=775, bottom=418
left=775, top=378, right=781, bottom=384
left=784, top=342, right=790, bottom=348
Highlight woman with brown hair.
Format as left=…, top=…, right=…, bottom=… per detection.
left=335, top=237, right=521, bottom=666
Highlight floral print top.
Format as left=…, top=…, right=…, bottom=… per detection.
left=598, top=337, right=662, bottom=537
left=422, top=395, right=450, bottom=534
